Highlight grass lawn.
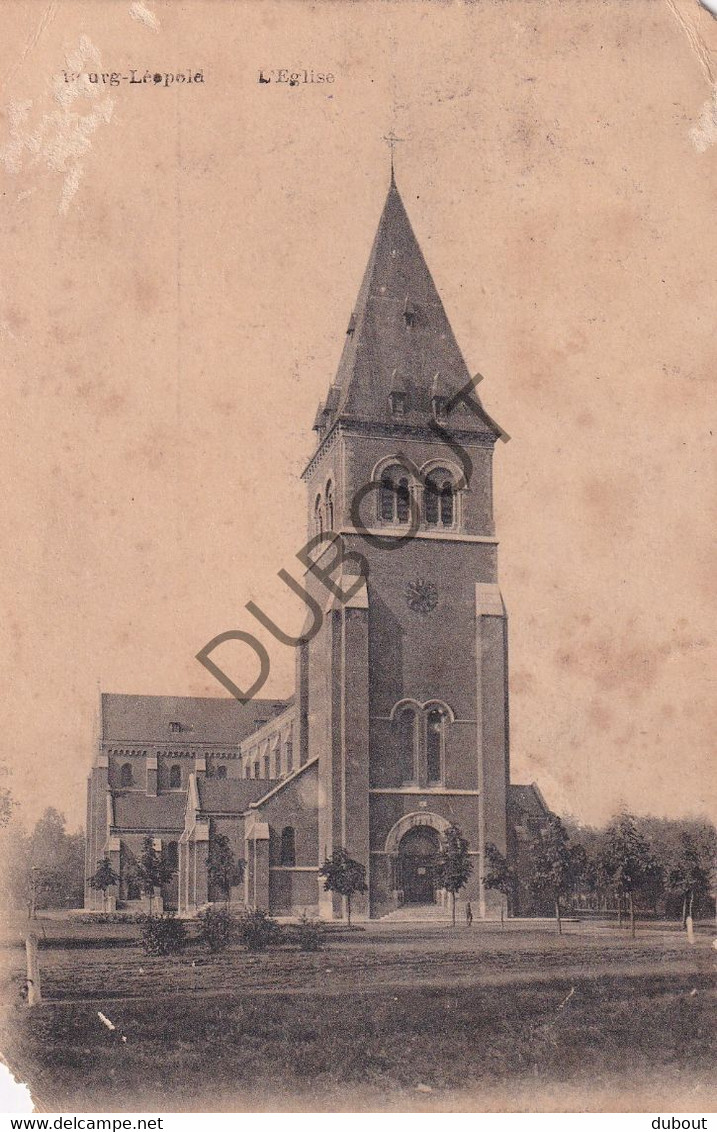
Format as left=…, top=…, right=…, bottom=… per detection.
left=0, top=917, right=714, bottom=1112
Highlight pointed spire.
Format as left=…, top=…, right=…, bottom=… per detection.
left=312, top=177, right=500, bottom=440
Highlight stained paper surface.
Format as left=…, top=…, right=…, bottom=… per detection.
left=0, top=0, right=715, bottom=1114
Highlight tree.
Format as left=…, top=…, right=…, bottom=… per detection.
left=0, top=760, right=14, bottom=829
left=4, top=808, right=85, bottom=915
left=318, top=846, right=367, bottom=926
left=88, top=856, right=120, bottom=911
left=206, top=834, right=245, bottom=907
left=437, top=823, right=474, bottom=926
left=526, top=813, right=580, bottom=934
left=483, top=841, right=518, bottom=924
left=136, top=836, right=174, bottom=916
left=601, top=812, right=658, bottom=938
left=666, top=830, right=712, bottom=928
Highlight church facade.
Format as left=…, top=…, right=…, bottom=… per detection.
left=85, top=175, right=546, bottom=921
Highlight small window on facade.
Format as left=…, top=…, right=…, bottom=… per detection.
left=347, top=312, right=356, bottom=336
left=244, top=765, right=251, bottom=779
left=427, top=708, right=444, bottom=784
left=169, top=764, right=181, bottom=788
left=169, top=721, right=182, bottom=733
left=285, top=740, right=293, bottom=773
left=280, top=826, right=296, bottom=867
left=403, top=300, right=417, bottom=327
left=120, top=762, right=133, bottom=787
left=216, top=765, right=227, bottom=780
left=326, top=480, right=334, bottom=532
left=263, top=755, right=270, bottom=778
left=253, top=761, right=260, bottom=779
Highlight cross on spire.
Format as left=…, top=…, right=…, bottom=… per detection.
left=382, top=131, right=405, bottom=182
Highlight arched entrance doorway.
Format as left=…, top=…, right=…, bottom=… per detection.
left=397, top=825, right=441, bottom=904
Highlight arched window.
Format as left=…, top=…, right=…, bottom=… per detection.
left=263, top=755, right=270, bottom=778
left=379, top=465, right=412, bottom=524
left=424, top=469, right=454, bottom=527
left=426, top=708, right=445, bottom=783
left=164, top=841, right=178, bottom=871
left=216, top=764, right=227, bottom=780
left=253, top=760, right=260, bottom=779
left=169, top=764, right=181, bottom=788
left=314, top=494, right=323, bottom=537
left=325, top=480, right=334, bottom=532
left=120, top=762, right=133, bottom=787
left=244, top=764, right=251, bottom=779
left=280, top=826, right=296, bottom=867
left=398, top=707, right=417, bottom=784
left=285, top=739, right=293, bottom=773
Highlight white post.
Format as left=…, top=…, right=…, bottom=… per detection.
left=25, top=935, right=42, bottom=1006
left=686, top=915, right=695, bottom=944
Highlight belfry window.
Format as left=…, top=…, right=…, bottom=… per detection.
left=169, top=764, right=181, bottom=789
left=424, top=469, right=455, bottom=528
left=379, top=465, right=412, bottom=524
left=216, top=765, right=227, bottom=780
left=120, top=762, right=133, bottom=787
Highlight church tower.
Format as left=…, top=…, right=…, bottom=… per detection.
left=300, top=174, right=510, bottom=918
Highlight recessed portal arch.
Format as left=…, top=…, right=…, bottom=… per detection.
left=385, top=811, right=450, bottom=907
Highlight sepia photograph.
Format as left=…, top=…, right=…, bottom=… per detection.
left=0, top=0, right=715, bottom=1117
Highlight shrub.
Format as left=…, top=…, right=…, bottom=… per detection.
left=237, top=909, right=280, bottom=952
left=138, top=913, right=187, bottom=955
left=294, top=913, right=323, bottom=952
left=198, top=906, right=234, bottom=953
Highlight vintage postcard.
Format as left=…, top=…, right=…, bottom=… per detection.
left=0, top=0, right=715, bottom=1116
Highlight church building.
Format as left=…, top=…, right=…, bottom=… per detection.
left=85, top=173, right=546, bottom=921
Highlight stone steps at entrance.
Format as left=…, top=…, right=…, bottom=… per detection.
left=379, top=903, right=452, bottom=923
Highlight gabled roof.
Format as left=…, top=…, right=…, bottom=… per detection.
left=101, top=693, right=290, bottom=745
left=508, top=783, right=550, bottom=820
left=196, top=778, right=281, bottom=814
left=317, top=177, right=500, bottom=437
left=112, top=792, right=186, bottom=831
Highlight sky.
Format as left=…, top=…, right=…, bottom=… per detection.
left=1, top=0, right=715, bottom=833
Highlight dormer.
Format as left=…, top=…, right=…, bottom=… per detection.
left=403, top=297, right=417, bottom=328
left=389, top=391, right=407, bottom=418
